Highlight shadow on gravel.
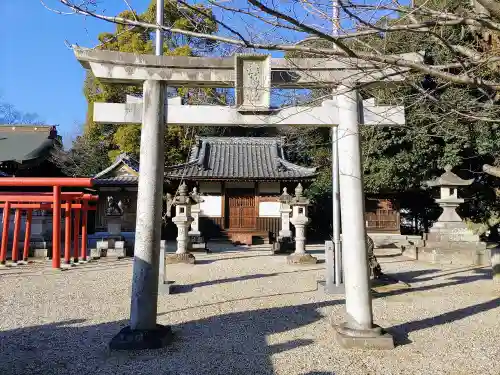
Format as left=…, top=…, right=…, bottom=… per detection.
left=0, top=299, right=341, bottom=375
left=387, top=296, right=500, bottom=346
left=195, top=254, right=272, bottom=265
left=169, top=268, right=323, bottom=294
left=388, top=267, right=491, bottom=284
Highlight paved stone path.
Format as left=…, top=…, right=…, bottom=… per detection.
left=0, top=247, right=498, bottom=375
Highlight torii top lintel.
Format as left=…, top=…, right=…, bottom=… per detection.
left=73, top=47, right=423, bottom=90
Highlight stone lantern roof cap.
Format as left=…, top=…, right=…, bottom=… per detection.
left=172, top=182, right=196, bottom=205
left=290, top=183, right=310, bottom=205
left=279, top=187, right=292, bottom=204
left=425, top=165, right=474, bottom=187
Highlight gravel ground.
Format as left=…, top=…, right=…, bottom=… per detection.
left=0, top=245, right=498, bottom=375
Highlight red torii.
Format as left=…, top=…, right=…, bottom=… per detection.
left=0, top=178, right=97, bottom=269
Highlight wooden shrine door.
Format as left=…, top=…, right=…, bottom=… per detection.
left=365, top=198, right=400, bottom=233
left=226, top=189, right=256, bottom=229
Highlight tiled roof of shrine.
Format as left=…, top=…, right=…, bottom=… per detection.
left=0, top=125, right=60, bottom=168
left=93, top=153, right=139, bottom=186
left=164, top=137, right=317, bottom=181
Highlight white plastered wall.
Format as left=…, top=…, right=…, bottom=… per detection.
left=199, top=182, right=222, bottom=217
left=257, top=182, right=280, bottom=217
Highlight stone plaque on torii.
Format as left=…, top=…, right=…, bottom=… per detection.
left=74, top=46, right=420, bottom=350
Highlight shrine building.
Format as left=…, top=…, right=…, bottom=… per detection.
left=92, top=136, right=402, bottom=244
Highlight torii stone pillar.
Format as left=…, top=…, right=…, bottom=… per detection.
left=334, top=86, right=394, bottom=349
left=109, top=79, right=172, bottom=350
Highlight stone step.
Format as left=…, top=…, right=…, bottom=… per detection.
left=420, top=240, right=487, bottom=250
left=406, top=245, right=491, bottom=266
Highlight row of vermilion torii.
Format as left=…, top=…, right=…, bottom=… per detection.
left=0, top=178, right=97, bottom=268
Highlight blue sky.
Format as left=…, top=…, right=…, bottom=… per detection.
left=0, top=1, right=294, bottom=146
left=0, top=1, right=394, bottom=147
left=0, top=1, right=149, bottom=145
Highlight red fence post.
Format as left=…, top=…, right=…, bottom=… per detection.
left=73, top=208, right=80, bottom=263
left=11, top=209, right=21, bottom=264
left=64, top=201, right=71, bottom=265
left=81, top=201, right=88, bottom=262
left=52, top=186, right=61, bottom=269
left=0, top=201, right=10, bottom=265
left=23, top=209, right=32, bottom=262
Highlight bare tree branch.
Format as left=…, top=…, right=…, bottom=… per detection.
left=475, top=0, right=500, bottom=20
left=54, top=0, right=500, bottom=89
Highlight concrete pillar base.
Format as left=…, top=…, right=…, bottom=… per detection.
left=334, top=322, right=394, bottom=350
left=166, top=253, right=196, bottom=264
left=109, top=324, right=173, bottom=351
left=287, top=253, right=317, bottom=265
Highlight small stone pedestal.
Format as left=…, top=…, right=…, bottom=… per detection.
left=287, top=184, right=317, bottom=265
left=93, top=198, right=129, bottom=259
left=318, top=241, right=345, bottom=294
left=158, top=240, right=172, bottom=294
left=106, top=217, right=127, bottom=258
left=95, top=237, right=126, bottom=259
left=166, top=183, right=196, bottom=264
left=29, top=213, right=51, bottom=258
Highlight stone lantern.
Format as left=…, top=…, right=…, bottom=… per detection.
left=408, top=165, right=487, bottom=265
left=288, top=183, right=317, bottom=264
left=188, top=187, right=206, bottom=250
left=167, top=182, right=196, bottom=264
left=425, top=165, right=475, bottom=240
left=278, top=187, right=293, bottom=239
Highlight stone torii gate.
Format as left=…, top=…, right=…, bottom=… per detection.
left=74, top=47, right=419, bottom=350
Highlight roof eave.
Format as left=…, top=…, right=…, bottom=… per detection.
left=166, top=175, right=317, bottom=181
